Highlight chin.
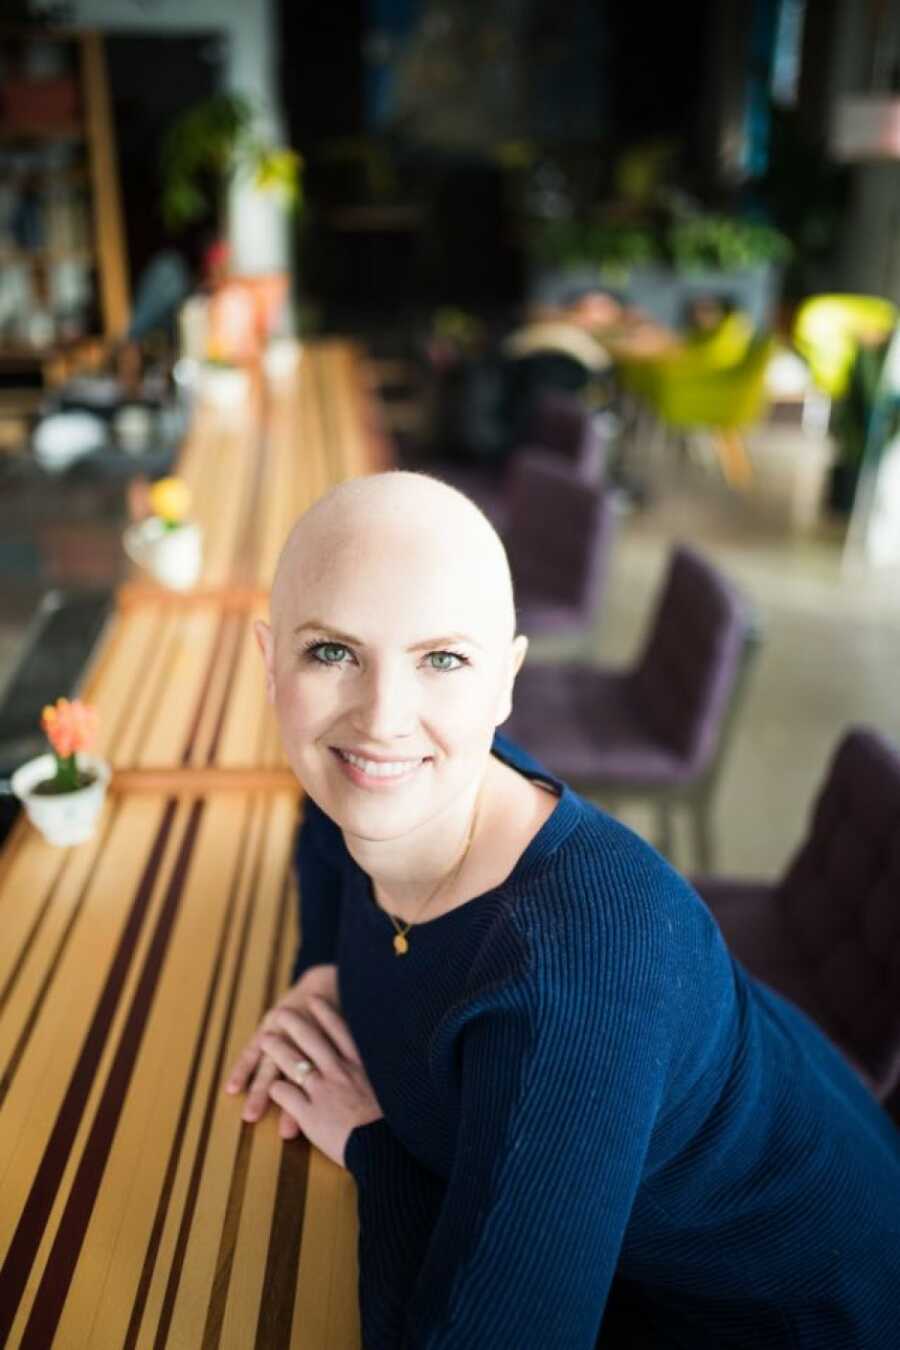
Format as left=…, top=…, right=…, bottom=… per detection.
left=326, top=791, right=430, bottom=842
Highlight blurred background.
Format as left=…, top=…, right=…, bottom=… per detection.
left=2, top=0, right=900, bottom=874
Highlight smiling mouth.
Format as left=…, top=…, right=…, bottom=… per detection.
left=332, top=748, right=430, bottom=780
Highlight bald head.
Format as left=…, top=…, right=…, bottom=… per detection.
left=270, top=471, right=517, bottom=645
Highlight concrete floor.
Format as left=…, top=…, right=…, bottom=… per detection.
left=533, top=466, right=900, bottom=881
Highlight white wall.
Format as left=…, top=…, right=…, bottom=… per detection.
left=48, top=0, right=288, bottom=273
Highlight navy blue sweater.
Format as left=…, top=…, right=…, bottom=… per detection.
left=292, top=735, right=900, bottom=1348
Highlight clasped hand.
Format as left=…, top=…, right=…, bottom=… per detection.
left=224, top=963, right=382, bottom=1168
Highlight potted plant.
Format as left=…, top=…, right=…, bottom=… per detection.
left=123, top=476, right=202, bottom=590
left=530, top=207, right=793, bottom=330
left=161, top=93, right=302, bottom=238
left=667, top=215, right=793, bottom=272
left=161, top=94, right=300, bottom=393
left=11, top=698, right=109, bottom=847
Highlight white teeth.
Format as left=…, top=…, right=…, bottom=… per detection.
left=339, top=750, right=421, bottom=779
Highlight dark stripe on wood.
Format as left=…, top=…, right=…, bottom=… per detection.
left=254, top=1137, right=311, bottom=1350
left=15, top=801, right=203, bottom=1350
left=205, top=614, right=248, bottom=765
left=0, top=799, right=179, bottom=1346
left=0, top=803, right=121, bottom=1108
left=204, top=852, right=300, bottom=1350
left=122, top=796, right=258, bottom=1350
left=200, top=1125, right=255, bottom=1350
left=152, top=798, right=285, bottom=1349
left=180, top=612, right=231, bottom=765
left=125, top=618, right=187, bottom=766
left=105, top=607, right=171, bottom=762
left=254, top=850, right=309, bottom=1350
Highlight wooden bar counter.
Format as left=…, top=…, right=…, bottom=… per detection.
left=0, top=340, right=388, bottom=1349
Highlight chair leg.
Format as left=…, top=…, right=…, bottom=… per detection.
left=691, top=800, right=715, bottom=874
left=655, top=802, right=674, bottom=861
left=712, top=430, right=753, bottom=490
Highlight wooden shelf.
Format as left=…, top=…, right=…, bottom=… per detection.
left=0, top=30, right=128, bottom=391
left=0, top=123, right=84, bottom=142
left=0, top=248, right=94, bottom=263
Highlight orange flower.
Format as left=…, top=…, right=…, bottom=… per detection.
left=41, top=698, right=99, bottom=759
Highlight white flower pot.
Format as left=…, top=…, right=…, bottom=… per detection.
left=11, top=753, right=111, bottom=847
left=199, top=363, right=250, bottom=410
left=123, top=518, right=203, bottom=591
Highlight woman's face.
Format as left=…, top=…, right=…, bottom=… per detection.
left=257, top=524, right=525, bottom=843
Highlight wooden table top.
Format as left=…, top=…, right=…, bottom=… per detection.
left=0, top=339, right=386, bottom=1349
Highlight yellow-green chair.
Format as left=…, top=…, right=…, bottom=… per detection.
left=642, top=334, right=776, bottom=488
left=618, top=310, right=755, bottom=402
left=792, top=295, right=896, bottom=400
left=678, top=309, right=756, bottom=369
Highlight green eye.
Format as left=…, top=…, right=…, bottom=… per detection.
left=426, top=651, right=464, bottom=671
left=312, top=643, right=349, bottom=664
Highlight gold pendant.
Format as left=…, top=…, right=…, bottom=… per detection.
left=393, top=932, right=409, bottom=956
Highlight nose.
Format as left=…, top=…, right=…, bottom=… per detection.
left=350, top=658, right=418, bottom=742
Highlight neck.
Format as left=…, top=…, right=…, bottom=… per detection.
left=342, top=768, right=490, bottom=922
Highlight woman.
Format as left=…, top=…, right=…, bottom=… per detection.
left=226, top=471, right=900, bottom=1348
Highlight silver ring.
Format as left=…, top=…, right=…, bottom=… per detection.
left=293, top=1057, right=314, bottom=1084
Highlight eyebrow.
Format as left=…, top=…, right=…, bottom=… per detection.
left=292, top=621, right=483, bottom=652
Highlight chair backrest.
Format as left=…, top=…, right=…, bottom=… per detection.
left=527, top=391, right=607, bottom=481
left=680, top=309, right=755, bottom=371
left=504, top=449, right=616, bottom=615
left=632, top=545, right=757, bottom=772
left=774, top=727, right=900, bottom=1095
left=652, top=334, right=775, bottom=430
left=501, top=351, right=594, bottom=450
left=792, top=294, right=897, bottom=399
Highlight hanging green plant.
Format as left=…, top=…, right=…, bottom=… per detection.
left=161, top=93, right=302, bottom=233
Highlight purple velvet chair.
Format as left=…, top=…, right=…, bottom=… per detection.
left=504, top=449, right=618, bottom=640
left=435, top=391, right=609, bottom=529
left=527, top=390, right=608, bottom=481
left=506, top=545, right=760, bottom=869
left=693, top=727, right=900, bottom=1123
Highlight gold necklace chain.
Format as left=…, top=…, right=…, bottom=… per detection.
left=383, top=787, right=482, bottom=956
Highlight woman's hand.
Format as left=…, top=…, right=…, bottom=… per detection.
left=224, top=963, right=340, bottom=1139
left=263, top=997, right=383, bottom=1168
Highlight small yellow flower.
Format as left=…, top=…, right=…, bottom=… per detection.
left=149, top=477, right=192, bottom=526
left=253, top=148, right=302, bottom=203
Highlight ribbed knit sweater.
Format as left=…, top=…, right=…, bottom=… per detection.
left=291, top=735, right=900, bottom=1348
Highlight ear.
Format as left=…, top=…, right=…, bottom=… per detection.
left=494, top=633, right=528, bottom=727
left=254, top=619, right=276, bottom=704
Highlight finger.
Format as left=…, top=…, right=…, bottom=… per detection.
left=269, top=1079, right=310, bottom=1124
left=224, top=1039, right=263, bottom=1094
left=306, top=995, right=363, bottom=1066
left=260, top=1031, right=322, bottom=1089
left=279, top=1109, right=302, bottom=1141
left=270, top=1008, right=345, bottom=1077
left=243, top=1055, right=281, bottom=1122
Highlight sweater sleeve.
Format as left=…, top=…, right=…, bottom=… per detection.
left=345, top=1121, right=447, bottom=1346
left=345, top=894, right=677, bottom=1349
left=290, top=798, right=345, bottom=983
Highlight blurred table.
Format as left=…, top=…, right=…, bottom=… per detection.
left=525, top=300, right=683, bottom=365
left=601, top=321, right=683, bottom=363
left=0, top=339, right=388, bottom=1349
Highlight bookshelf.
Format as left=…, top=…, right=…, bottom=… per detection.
left=0, top=28, right=129, bottom=390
